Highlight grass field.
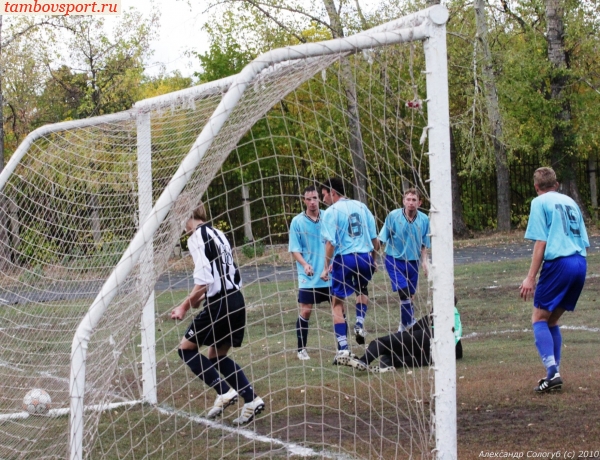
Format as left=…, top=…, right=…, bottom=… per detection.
left=1, top=242, right=599, bottom=459
left=454, top=253, right=600, bottom=459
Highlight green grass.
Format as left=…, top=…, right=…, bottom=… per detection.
left=2, top=253, right=599, bottom=459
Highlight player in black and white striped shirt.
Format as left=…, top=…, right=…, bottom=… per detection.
left=171, top=204, right=265, bottom=425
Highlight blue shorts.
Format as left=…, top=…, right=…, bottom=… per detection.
left=384, top=256, right=420, bottom=295
left=298, top=287, right=331, bottom=305
left=534, top=254, right=586, bottom=312
left=331, top=253, right=375, bottom=299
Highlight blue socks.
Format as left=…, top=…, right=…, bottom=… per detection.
left=533, top=321, right=558, bottom=379
left=178, top=349, right=229, bottom=395
left=549, top=325, right=562, bottom=371
left=211, top=356, right=255, bottom=403
left=355, top=303, right=368, bottom=327
left=334, top=322, right=348, bottom=350
left=400, top=299, right=414, bottom=331
left=296, top=315, right=309, bottom=351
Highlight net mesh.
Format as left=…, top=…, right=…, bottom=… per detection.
left=0, top=22, right=442, bottom=460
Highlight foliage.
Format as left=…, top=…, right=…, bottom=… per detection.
left=138, top=71, right=193, bottom=100
left=241, top=236, right=266, bottom=259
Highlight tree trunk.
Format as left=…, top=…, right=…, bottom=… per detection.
left=450, top=128, right=470, bottom=238
left=0, top=15, right=9, bottom=272
left=589, top=154, right=598, bottom=224
left=323, top=0, right=368, bottom=203
left=545, top=0, right=589, bottom=218
left=89, top=194, right=102, bottom=244
left=474, top=0, right=511, bottom=231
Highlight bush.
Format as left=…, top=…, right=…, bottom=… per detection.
left=241, top=237, right=265, bottom=259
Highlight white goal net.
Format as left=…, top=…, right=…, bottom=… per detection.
left=0, top=5, right=455, bottom=459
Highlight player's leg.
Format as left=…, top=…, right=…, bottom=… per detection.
left=531, top=254, right=585, bottom=393
left=344, top=334, right=397, bottom=373
left=178, top=307, right=232, bottom=398
left=331, top=255, right=352, bottom=361
left=296, top=290, right=314, bottom=360
left=332, top=296, right=348, bottom=351
left=402, top=261, right=420, bottom=331
left=545, top=254, right=586, bottom=375
left=384, top=255, right=414, bottom=332
left=178, top=338, right=231, bottom=395
left=532, top=307, right=563, bottom=392
left=353, top=253, right=375, bottom=344
left=178, top=337, right=236, bottom=420
left=209, top=344, right=256, bottom=403
left=211, top=291, right=265, bottom=423
left=210, top=343, right=265, bottom=424
left=354, top=292, right=369, bottom=345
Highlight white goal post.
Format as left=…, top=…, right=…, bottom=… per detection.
left=0, top=5, right=455, bottom=460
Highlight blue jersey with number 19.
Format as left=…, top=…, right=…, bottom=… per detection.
left=525, top=191, right=589, bottom=260
left=321, top=198, right=378, bottom=257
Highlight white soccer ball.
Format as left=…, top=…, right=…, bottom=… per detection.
left=22, top=389, right=51, bottom=415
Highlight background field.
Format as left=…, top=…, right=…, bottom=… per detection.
left=143, top=242, right=600, bottom=458
left=454, top=243, right=600, bottom=459
left=2, top=236, right=599, bottom=459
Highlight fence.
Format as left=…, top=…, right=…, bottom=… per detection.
left=203, top=157, right=599, bottom=246
left=457, top=157, right=597, bottom=231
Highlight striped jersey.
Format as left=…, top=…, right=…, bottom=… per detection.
left=189, top=223, right=241, bottom=298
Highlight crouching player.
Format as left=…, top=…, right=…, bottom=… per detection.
left=338, top=298, right=463, bottom=373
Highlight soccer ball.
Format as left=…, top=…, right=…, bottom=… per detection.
left=22, top=389, right=51, bottom=415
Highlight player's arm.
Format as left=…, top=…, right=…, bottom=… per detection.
left=171, top=284, right=207, bottom=320
left=519, top=240, right=546, bottom=301
left=320, top=241, right=335, bottom=281
left=292, top=251, right=314, bottom=276
left=420, top=245, right=429, bottom=277
left=371, top=237, right=380, bottom=271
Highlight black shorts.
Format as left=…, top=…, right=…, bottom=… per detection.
left=184, top=290, right=246, bottom=348
left=298, top=287, right=331, bottom=305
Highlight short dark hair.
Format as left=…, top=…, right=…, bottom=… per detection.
left=303, top=185, right=317, bottom=194
left=321, top=177, right=345, bottom=196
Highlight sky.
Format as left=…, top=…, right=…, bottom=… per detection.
left=119, top=0, right=209, bottom=77
left=115, top=0, right=383, bottom=79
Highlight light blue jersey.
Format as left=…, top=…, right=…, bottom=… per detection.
left=289, top=211, right=329, bottom=289
left=378, top=209, right=430, bottom=261
left=525, top=191, right=589, bottom=260
left=321, top=198, right=378, bottom=257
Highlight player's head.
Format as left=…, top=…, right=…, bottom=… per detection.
left=303, top=185, right=320, bottom=212
left=320, top=177, right=345, bottom=205
left=402, top=187, right=422, bottom=213
left=533, top=167, right=559, bottom=192
left=186, top=203, right=207, bottom=234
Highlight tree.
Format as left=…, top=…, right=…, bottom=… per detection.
left=474, top=0, right=510, bottom=231
left=44, top=9, right=158, bottom=118
left=0, top=15, right=69, bottom=171
left=544, top=0, right=587, bottom=216
left=0, top=16, right=69, bottom=272
left=201, top=0, right=372, bottom=203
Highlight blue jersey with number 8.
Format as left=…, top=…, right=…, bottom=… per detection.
left=321, top=198, right=378, bottom=257
left=525, top=191, right=589, bottom=260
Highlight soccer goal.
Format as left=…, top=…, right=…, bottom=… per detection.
left=0, top=5, right=454, bottom=459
